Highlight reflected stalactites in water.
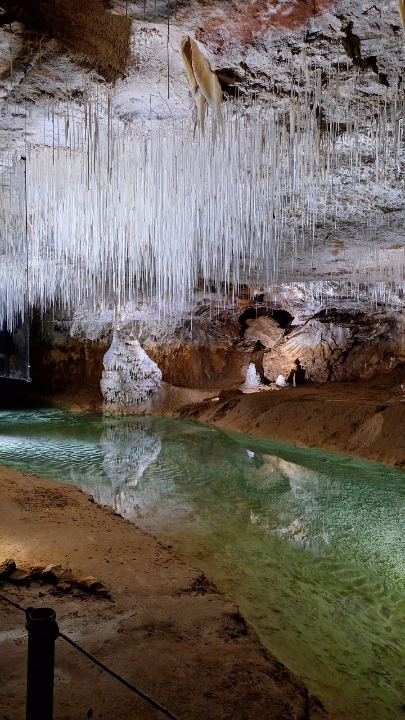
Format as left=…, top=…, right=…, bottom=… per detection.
left=101, top=418, right=162, bottom=488
left=248, top=453, right=328, bottom=551
left=261, top=454, right=321, bottom=495
left=98, top=418, right=163, bottom=518
left=0, top=63, right=403, bottom=329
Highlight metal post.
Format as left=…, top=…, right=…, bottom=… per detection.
left=26, top=607, right=59, bottom=720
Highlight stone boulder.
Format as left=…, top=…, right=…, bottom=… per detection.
left=75, top=576, right=110, bottom=596
left=42, top=564, right=64, bottom=584
left=263, top=319, right=352, bottom=383
left=244, top=316, right=284, bottom=348
left=8, top=569, right=30, bottom=585
left=0, top=559, right=16, bottom=578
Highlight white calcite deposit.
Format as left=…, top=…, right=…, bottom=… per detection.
left=101, top=334, right=162, bottom=414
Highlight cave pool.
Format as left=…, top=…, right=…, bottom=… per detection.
left=0, top=407, right=404, bottom=720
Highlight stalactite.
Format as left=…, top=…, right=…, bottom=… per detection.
left=0, top=65, right=404, bottom=331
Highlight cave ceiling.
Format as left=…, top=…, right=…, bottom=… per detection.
left=0, top=0, right=404, bottom=301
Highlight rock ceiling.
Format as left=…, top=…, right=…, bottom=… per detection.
left=0, top=0, right=404, bottom=301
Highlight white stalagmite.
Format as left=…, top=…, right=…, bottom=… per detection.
left=241, top=363, right=262, bottom=391
left=101, top=333, right=162, bottom=414
left=275, top=375, right=289, bottom=388
left=0, top=63, right=404, bottom=332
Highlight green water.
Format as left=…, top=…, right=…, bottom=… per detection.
left=1, top=408, right=405, bottom=719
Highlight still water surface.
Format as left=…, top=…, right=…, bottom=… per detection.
left=0, top=408, right=404, bottom=719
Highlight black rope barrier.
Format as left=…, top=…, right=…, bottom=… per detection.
left=0, top=590, right=181, bottom=720
left=58, top=631, right=180, bottom=720
left=0, top=590, right=24, bottom=612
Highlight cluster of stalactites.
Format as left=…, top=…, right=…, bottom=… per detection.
left=0, top=60, right=404, bottom=330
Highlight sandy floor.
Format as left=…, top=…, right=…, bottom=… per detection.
left=0, top=467, right=329, bottom=720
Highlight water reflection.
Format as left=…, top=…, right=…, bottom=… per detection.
left=101, top=419, right=162, bottom=487
left=99, top=419, right=163, bottom=519
left=0, top=409, right=405, bottom=719
left=248, top=454, right=326, bottom=547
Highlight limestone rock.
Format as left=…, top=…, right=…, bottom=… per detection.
left=8, top=569, right=30, bottom=585
left=244, top=317, right=284, bottom=348
left=30, top=565, right=46, bottom=579
left=263, top=319, right=352, bottom=383
left=58, top=569, right=75, bottom=584
left=261, top=310, right=397, bottom=383
left=70, top=308, right=114, bottom=342
left=75, top=576, right=110, bottom=596
left=0, top=559, right=16, bottom=578
left=144, top=307, right=250, bottom=388
left=42, top=564, right=64, bottom=584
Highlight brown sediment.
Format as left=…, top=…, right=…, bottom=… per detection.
left=1, top=0, right=131, bottom=82
left=177, top=372, right=405, bottom=467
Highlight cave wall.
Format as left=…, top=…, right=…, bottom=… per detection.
left=29, top=314, right=108, bottom=395
left=25, top=294, right=405, bottom=402
left=0, top=0, right=131, bottom=82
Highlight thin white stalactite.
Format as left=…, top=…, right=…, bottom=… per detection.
left=0, top=67, right=404, bottom=331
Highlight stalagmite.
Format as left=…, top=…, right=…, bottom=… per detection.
left=275, top=375, right=289, bottom=388
left=101, top=334, right=162, bottom=415
left=241, top=363, right=262, bottom=392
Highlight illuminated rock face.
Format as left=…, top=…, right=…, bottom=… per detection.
left=101, top=334, right=162, bottom=415
left=261, top=313, right=402, bottom=384
left=263, top=320, right=353, bottom=384
left=244, top=317, right=284, bottom=349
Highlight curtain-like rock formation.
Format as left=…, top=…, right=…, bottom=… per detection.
left=181, top=35, right=222, bottom=127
